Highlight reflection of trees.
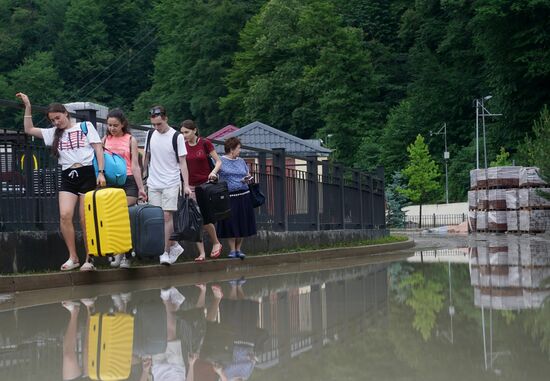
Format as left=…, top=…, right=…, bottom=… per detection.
left=523, top=298, right=550, bottom=358
left=398, top=272, right=444, bottom=340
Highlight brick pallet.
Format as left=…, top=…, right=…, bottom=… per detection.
left=469, top=166, right=549, bottom=233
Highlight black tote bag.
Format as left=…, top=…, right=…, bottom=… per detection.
left=248, top=182, right=265, bottom=208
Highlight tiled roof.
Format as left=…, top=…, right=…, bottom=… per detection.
left=207, top=125, right=239, bottom=140
left=218, top=121, right=331, bottom=157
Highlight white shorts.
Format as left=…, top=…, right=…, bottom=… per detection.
left=148, top=184, right=180, bottom=211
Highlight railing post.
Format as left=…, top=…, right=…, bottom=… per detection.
left=306, top=156, right=320, bottom=231
left=74, top=108, right=98, bottom=126
left=355, top=170, right=363, bottom=229
left=335, top=164, right=345, bottom=229
left=433, top=213, right=436, bottom=228
left=376, top=166, right=385, bottom=229
left=258, top=151, right=267, bottom=215
left=272, top=148, right=287, bottom=231
left=321, top=160, right=330, bottom=230
left=369, top=174, right=375, bottom=228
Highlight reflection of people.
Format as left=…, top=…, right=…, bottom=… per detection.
left=220, top=280, right=259, bottom=381
left=180, top=119, right=223, bottom=262
left=144, top=106, right=190, bottom=265
left=186, top=284, right=226, bottom=381
left=17, top=92, right=105, bottom=271
left=151, top=287, right=187, bottom=380
left=216, top=138, right=257, bottom=259
left=61, top=301, right=82, bottom=381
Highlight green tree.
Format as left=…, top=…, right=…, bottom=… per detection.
left=525, top=106, right=550, bottom=200
left=398, top=134, right=441, bottom=228
left=490, top=146, right=512, bottom=167
left=53, top=0, right=114, bottom=101
left=132, top=0, right=263, bottom=129
left=385, top=171, right=408, bottom=228
left=221, top=0, right=379, bottom=164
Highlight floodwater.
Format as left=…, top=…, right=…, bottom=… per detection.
left=1, top=233, right=550, bottom=380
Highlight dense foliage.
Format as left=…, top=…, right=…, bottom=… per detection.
left=1, top=0, right=549, bottom=201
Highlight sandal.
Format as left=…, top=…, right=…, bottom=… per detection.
left=61, top=300, right=80, bottom=312
left=210, top=244, right=223, bottom=259
left=60, top=258, right=80, bottom=271
left=194, top=256, right=206, bottom=262
left=211, top=284, right=224, bottom=298
left=80, top=261, right=96, bottom=272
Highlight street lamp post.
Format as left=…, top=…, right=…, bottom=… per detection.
left=474, top=96, right=502, bottom=170
left=431, top=123, right=449, bottom=204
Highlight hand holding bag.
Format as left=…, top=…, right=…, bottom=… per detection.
left=171, top=196, right=203, bottom=242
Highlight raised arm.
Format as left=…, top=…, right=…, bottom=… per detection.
left=15, top=93, right=43, bottom=139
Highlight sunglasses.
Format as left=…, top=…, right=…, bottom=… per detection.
left=149, top=107, right=165, bottom=117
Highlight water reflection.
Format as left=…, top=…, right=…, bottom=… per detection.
left=0, top=264, right=388, bottom=380
left=2, top=236, right=550, bottom=380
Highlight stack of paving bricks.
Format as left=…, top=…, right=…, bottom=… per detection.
left=469, top=166, right=550, bottom=233
left=470, top=235, right=550, bottom=309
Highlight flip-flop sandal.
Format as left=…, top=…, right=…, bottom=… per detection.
left=211, top=285, right=224, bottom=298
left=80, top=261, right=96, bottom=271
left=60, top=258, right=80, bottom=271
left=210, top=245, right=223, bottom=259
left=194, top=256, right=206, bottom=262
left=61, top=300, right=80, bottom=312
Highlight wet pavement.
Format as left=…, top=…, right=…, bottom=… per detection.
left=1, top=233, right=550, bottom=380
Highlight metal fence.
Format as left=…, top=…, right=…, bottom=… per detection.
left=402, top=213, right=466, bottom=229
left=0, top=100, right=386, bottom=232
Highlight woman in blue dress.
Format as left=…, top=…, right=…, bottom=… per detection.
left=216, top=137, right=257, bottom=258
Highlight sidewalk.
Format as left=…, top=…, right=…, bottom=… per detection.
left=0, top=239, right=414, bottom=294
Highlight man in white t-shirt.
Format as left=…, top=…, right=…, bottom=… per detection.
left=144, top=106, right=191, bottom=265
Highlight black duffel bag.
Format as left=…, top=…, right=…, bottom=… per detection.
left=195, top=181, right=231, bottom=224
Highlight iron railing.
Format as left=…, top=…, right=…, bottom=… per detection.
left=401, top=213, right=467, bottom=229
left=0, top=100, right=386, bottom=232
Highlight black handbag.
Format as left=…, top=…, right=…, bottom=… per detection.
left=248, top=182, right=265, bottom=208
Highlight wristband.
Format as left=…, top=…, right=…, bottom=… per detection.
left=24, top=115, right=33, bottom=118
left=98, top=170, right=105, bottom=173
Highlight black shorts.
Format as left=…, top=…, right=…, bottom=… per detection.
left=60, top=165, right=96, bottom=195
left=115, top=175, right=138, bottom=198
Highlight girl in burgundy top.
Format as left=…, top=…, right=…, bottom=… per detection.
left=180, top=119, right=223, bottom=261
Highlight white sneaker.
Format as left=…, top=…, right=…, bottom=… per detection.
left=160, top=287, right=186, bottom=309
left=110, top=254, right=122, bottom=268
left=170, top=243, right=184, bottom=256
left=111, top=294, right=124, bottom=311
left=159, top=251, right=171, bottom=265
left=169, top=243, right=184, bottom=264
left=120, top=257, right=131, bottom=269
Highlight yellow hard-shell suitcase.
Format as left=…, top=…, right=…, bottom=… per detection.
left=88, top=312, right=134, bottom=381
left=84, top=188, right=132, bottom=256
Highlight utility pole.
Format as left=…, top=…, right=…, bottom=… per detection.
left=474, top=96, right=502, bottom=170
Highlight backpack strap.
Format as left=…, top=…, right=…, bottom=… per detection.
left=80, top=121, right=88, bottom=135
left=172, top=131, right=181, bottom=163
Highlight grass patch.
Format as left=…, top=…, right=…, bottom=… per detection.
left=252, top=234, right=408, bottom=256
left=1, top=235, right=408, bottom=276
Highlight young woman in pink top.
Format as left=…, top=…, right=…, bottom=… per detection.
left=104, top=109, right=147, bottom=268
left=103, top=109, right=147, bottom=205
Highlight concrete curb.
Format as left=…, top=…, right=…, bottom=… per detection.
left=0, top=238, right=414, bottom=294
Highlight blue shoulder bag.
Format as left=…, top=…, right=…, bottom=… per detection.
left=80, top=121, right=127, bottom=186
